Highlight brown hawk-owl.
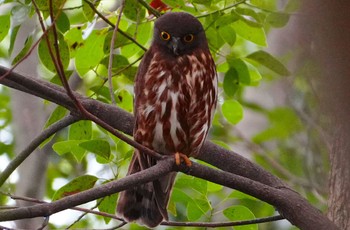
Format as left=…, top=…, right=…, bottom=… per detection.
left=117, top=12, right=218, bottom=227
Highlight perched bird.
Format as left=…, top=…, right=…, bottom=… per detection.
left=117, top=12, right=218, bottom=228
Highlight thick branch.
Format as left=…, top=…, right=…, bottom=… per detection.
left=0, top=66, right=338, bottom=229
left=0, top=157, right=174, bottom=221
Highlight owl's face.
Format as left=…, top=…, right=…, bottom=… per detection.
left=153, top=12, right=208, bottom=56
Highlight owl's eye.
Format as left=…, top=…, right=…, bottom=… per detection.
left=160, top=31, right=171, bottom=41
left=183, top=34, right=194, bottom=43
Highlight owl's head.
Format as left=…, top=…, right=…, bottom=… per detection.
left=153, top=12, right=208, bottom=56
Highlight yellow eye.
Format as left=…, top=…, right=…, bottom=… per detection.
left=160, top=31, right=171, bottom=41
left=183, top=34, right=194, bottom=43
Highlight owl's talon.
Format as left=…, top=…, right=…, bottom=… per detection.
left=175, top=152, right=192, bottom=167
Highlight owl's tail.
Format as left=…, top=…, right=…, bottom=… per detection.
left=117, top=150, right=176, bottom=228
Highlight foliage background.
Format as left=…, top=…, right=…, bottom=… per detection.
left=0, top=0, right=328, bottom=229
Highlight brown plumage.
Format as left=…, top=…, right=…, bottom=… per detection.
left=117, top=12, right=218, bottom=228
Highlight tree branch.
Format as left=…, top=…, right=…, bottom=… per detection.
left=0, top=157, right=174, bottom=222
left=0, top=66, right=338, bottom=229
left=0, top=115, right=79, bottom=187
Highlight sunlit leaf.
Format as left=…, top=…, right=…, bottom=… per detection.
left=44, top=106, right=68, bottom=129
left=69, top=120, right=92, bottom=140
left=0, top=14, right=10, bottom=42
left=79, top=139, right=111, bottom=161
left=82, top=0, right=100, bottom=21
left=246, top=61, right=262, bottom=85
left=64, top=27, right=83, bottom=58
left=75, top=29, right=108, bottom=76
left=11, top=35, right=33, bottom=65
left=222, top=100, right=244, bottom=125
left=218, top=25, right=236, bottom=46
left=52, top=140, right=86, bottom=162
left=187, top=197, right=210, bottom=221
left=223, top=205, right=258, bottom=230
left=52, top=175, right=98, bottom=201
left=232, top=19, right=267, bottom=46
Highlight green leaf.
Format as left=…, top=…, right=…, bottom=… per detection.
left=246, top=50, right=290, bottom=76
left=98, top=189, right=118, bottom=224
left=69, top=120, right=92, bottom=140
left=56, top=12, right=70, bottom=33
left=187, top=198, right=210, bottom=221
left=52, top=140, right=86, bottom=162
left=64, top=27, right=83, bottom=58
left=249, top=0, right=277, bottom=11
left=246, top=61, right=262, bottom=85
left=235, top=7, right=262, bottom=27
left=207, top=181, right=223, bottom=192
left=229, top=190, right=258, bottom=201
left=0, top=14, right=10, bottom=42
left=38, top=30, right=70, bottom=73
left=75, top=29, right=108, bottom=76
left=9, top=25, right=20, bottom=56
left=232, top=19, right=267, bottom=46
left=99, top=54, right=130, bottom=77
left=52, top=175, right=98, bottom=201
left=218, top=25, right=236, bottom=46
left=227, top=58, right=250, bottom=85
left=115, top=89, right=133, bottom=112
left=44, top=106, right=68, bottom=128
left=211, top=140, right=232, bottom=150
left=11, top=35, right=33, bottom=65
left=35, top=0, right=67, bottom=17
left=40, top=106, right=69, bottom=148
left=176, top=177, right=207, bottom=195
left=222, top=100, right=244, bottom=125
left=223, top=68, right=239, bottom=97
left=82, top=0, right=100, bottom=21
left=223, top=205, right=258, bottom=230
left=123, top=0, right=146, bottom=22
left=79, top=139, right=111, bottom=161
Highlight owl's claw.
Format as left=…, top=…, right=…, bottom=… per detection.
left=175, top=152, right=192, bottom=166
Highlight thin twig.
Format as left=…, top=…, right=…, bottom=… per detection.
left=197, top=0, right=246, bottom=18
left=162, top=215, right=284, bottom=227
left=4, top=191, right=284, bottom=228
left=82, top=0, right=147, bottom=51
left=108, top=0, right=125, bottom=105
left=6, top=193, right=123, bottom=221
left=137, top=0, right=161, bottom=18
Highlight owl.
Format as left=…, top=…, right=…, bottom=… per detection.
left=117, top=12, right=218, bottom=227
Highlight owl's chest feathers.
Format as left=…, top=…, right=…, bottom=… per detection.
left=137, top=51, right=213, bottom=154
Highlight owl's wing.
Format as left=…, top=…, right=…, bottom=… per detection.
left=187, top=53, right=218, bottom=157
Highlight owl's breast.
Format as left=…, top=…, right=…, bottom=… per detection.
left=134, top=51, right=216, bottom=157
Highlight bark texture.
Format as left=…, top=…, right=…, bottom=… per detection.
left=300, top=1, right=350, bottom=229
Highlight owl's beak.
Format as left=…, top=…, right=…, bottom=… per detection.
left=170, top=37, right=181, bottom=55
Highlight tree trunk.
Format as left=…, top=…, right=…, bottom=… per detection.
left=10, top=18, right=50, bottom=229
left=300, top=1, right=350, bottom=229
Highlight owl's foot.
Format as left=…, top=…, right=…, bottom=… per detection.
left=175, top=152, right=192, bottom=166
